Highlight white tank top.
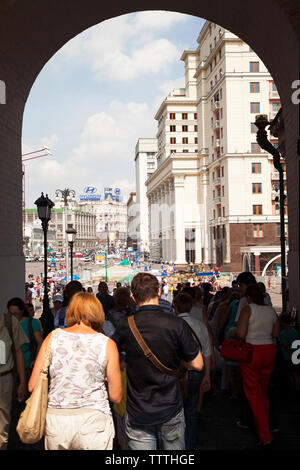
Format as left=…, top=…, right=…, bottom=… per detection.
left=246, top=304, right=277, bottom=345
left=48, top=329, right=111, bottom=414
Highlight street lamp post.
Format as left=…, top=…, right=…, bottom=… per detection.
left=255, top=114, right=287, bottom=313
left=55, top=188, right=75, bottom=285
left=66, top=226, right=77, bottom=281
left=34, top=192, right=55, bottom=337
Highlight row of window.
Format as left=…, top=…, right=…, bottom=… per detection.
left=250, top=102, right=281, bottom=113
left=169, top=113, right=197, bottom=120
left=212, top=222, right=286, bottom=239
left=169, top=125, right=198, bottom=132
left=170, top=137, right=198, bottom=144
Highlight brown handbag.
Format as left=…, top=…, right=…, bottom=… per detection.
left=128, top=316, right=186, bottom=378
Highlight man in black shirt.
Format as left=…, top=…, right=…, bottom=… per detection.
left=96, top=281, right=114, bottom=318
left=112, top=273, right=203, bottom=450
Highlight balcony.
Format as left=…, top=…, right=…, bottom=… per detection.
left=214, top=196, right=222, bottom=204
left=214, top=139, right=221, bottom=148
left=211, top=101, right=220, bottom=112
left=214, top=120, right=221, bottom=129
left=213, top=177, right=221, bottom=186
left=269, top=90, right=280, bottom=100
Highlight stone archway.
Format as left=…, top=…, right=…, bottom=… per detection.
left=0, top=0, right=299, bottom=312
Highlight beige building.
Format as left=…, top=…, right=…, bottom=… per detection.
left=146, top=21, right=285, bottom=272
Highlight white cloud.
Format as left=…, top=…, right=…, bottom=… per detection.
left=56, top=11, right=188, bottom=81
left=24, top=100, right=157, bottom=207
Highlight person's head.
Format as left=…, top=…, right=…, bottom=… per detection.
left=232, top=280, right=238, bottom=288
left=236, top=272, right=257, bottom=296
left=25, top=302, right=35, bottom=318
left=7, top=297, right=27, bottom=319
left=280, top=313, right=292, bottom=328
left=202, top=282, right=212, bottom=293
left=185, top=282, right=191, bottom=288
left=114, top=287, right=132, bottom=310
left=257, top=282, right=266, bottom=294
left=221, top=286, right=232, bottom=300
left=98, top=281, right=108, bottom=296
left=130, top=273, right=159, bottom=306
left=116, top=282, right=121, bottom=289
left=173, top=293, right=193, bottom=315
left=193, top=286, right=204, bottom=303
left=181, top=287, right=195, bottom=299
left=63, top=280, right=84, bottom=306
left=87, top=287, right=93, bottom=293
left=52, top=293, right=63, bottom=312
left=245, top=284, right=265, bottom=306
left=66, top=292, right=105, bottom=332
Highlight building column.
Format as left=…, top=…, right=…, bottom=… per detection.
left=254, top=251, right=261, bottom=275
left=174, top=176, right=187, bottom=265
left=168, top=179, right=174, bottom=264
left=195, top=225, right=202, bottom=264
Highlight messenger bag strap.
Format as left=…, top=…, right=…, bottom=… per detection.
left=128, top=316, right=182, bottom=378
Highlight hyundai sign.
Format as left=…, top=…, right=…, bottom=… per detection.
left=79, top=186, right=101, bottom=201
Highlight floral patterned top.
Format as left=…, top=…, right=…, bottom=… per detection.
left=48, top=329, right=111, bottom=414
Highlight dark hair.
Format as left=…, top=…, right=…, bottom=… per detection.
left=173, top=293, right=193, bottom=314
left=114, top=287, right=132, bottom=310
left=181, top=287, right=195, bottom=299
left=245, top=284, right=265, bottom=305
left=131, top=273, right=159, bottom=304
left=7, top=297, right=27, bottom=315
left=257, top=282, right=266, bottom=293
left=280, top=314, right=292, bottom=325
left=236, top=272, right=257, bottom=286
left=202, top=283, right=212, bottom=292
left=63, top=280, right=83, bottom=306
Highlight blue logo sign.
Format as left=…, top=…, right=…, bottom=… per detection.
left=115, top=188, right=120, bottom=194
left=84, top=186, right=97, bottom=194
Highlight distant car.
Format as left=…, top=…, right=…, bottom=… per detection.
left=25, top=256, right=34, bottom=262
left=74, top=253, right=83, bottom=258
left=83, top=257, right=91, bottom=262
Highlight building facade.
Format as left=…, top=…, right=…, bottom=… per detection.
left=145, top=20, right=286, bottom=272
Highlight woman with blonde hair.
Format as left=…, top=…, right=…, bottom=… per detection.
left=28, top=292, right=122, bottom=450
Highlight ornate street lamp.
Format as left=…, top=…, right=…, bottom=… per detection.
left=66, top=226, right=77, bottom=281
left=255, top=114, right=287, bottom=313
left=34, top=192, right=55, bottom=337
left=55, top=188, right=76, bottom=284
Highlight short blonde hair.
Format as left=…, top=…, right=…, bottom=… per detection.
left=66, top=292, right=105, bottom=331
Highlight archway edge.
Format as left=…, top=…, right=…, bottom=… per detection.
left=0, top=0, right=298, bottom=109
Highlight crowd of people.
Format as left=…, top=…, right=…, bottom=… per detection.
left=0, top=271, right=299, bottom=450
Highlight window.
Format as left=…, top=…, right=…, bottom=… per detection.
left=195, top=137, right=198, bottom=144
left=253, top=205, right=262, bottom=215
left=273, top=102, right=281, bottom=112
left=183, top=149, right=188, bottom=153
left=170, top=149, right=176, bottom=154
left=221, top=166, right=224, bottom=177
left=170, top=137, right=176, bottom=144
left=182, top=137, right=188, bottom=144
left=169, top=113, right=176, bottom=120
left=182, top=113, right=188, bottom=120
left=170, top=125, right=176, bottom=132
left=250, top=102, right=260, bottom=113
left=194, top=113, right=197, bottom=119
left=222, top=207, right=225, bottom=217
left=213, top=210, right=216, bottom=219
left=182, top=125, right=188, bottom=132
left=272, top=82, right=277, bottom=92
left=252, top=162, right=261, bottom=173
left=251, top=122, right=257, bottom=133
left=217, top=226, right=220, bottom=239
left=194, top=125, right=198, bottom=132
left=218, top=207, right=222, bottom=217
left=220, top=108, right=223, bottom=119
left=213, top=227, right=216, bottom=239
left=220, top=88, right=222, bottom=99
left=147, top=162, right=155, bottom=169
left=222, top=186, right=224, bottom=197
left=249, top=46, right=253, bottom=52
left=250, top=62, right=259, bottom=72
left=251, top=142, right=261, bottom=153
left=250, top=82, right=260, bottom=93
left=253, top=223, right=263, bottom=238
left=252, top=183, right=262, bottom=193
left=221, top=128, right=223, bottom=138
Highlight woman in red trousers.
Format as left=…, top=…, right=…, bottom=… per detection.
left=237, top=283, right=280, bottom=446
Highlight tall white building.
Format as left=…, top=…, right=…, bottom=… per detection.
left=134, top=138, right=157, bottom=258
left=145, top=21, right=286, bottom=273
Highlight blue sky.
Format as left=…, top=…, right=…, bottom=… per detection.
left=22, top=11, right=206, bottom=208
